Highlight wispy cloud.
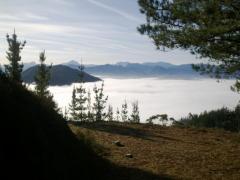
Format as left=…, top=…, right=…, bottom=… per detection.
left=0, top=21, right=79, bottom=35
left=85, top=0, right=142, bottom=23
left=0, top=14, right=23, bottom=21
left=0, top=0, right=199, bottom=65
left=0, top=13, right=48, bottom=21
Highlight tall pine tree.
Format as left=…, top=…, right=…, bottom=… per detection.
left=5, top=30, right=26, bottom=83
left=69, top=61, right=87, bottom=121
left=76, top=84, right=87, bottom=121
left=34, top=51, right=51, bottom=98
left=34, top=50, right=57, bottom=111
left=93, top=82, right=108, bottom=121
left=75, top=62, right=87, bottom=121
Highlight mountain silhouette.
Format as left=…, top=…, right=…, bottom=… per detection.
left=22, top=65, right=101, bottom=85
left=63, top=61, right=202, bottom=78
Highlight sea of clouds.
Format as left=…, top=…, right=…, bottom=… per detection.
left=41, top=78, right=239, bottom=122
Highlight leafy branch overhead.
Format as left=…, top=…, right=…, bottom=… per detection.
left=138, top=0, right=240, bottom=91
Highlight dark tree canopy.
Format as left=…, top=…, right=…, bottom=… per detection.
left=5, top=30, right=26, bottom=82
left=138, top=0, right=240, bottom=91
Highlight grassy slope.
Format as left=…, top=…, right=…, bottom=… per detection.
left=0, top=76, right=166, bottom=180
left=70, top=122, right=240, bottom=180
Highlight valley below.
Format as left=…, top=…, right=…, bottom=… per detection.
left=47, top=77, right=239, bottom=121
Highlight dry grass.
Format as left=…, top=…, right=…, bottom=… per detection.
left=69, top=122, right=240, bottom=180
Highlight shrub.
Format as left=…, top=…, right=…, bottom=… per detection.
left=176, top=107, right=240, bottom=132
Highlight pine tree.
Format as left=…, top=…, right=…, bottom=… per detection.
left=115, top=108, right=120, bottom=122
left=106, top=105, right=114, bottom=122
left=86, top=89, right=93, bottom=122
left=138, top=0, right=240, bottom=91
left=5, top=30, right=26, bottom=83
left=93, top=82, right=108, bottom=121
left=69, top=86, right=78, bottom=120
left=75, top=62, right=87, bottom=121
left=34, top=51, right=51, bottom=98
left=76, top=83, right=87, bottom=121
left=34, top=50, right=57, bottom=111
left=69, top=62, right=88, bottom=121
left=121, top=100, right=128, bottom=122
left=130, top=101, right=140, bottom=123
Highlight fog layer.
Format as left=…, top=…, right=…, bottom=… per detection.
left=47, top=78, right=238, bottom=122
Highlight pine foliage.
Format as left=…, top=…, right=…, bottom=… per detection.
left=34, top=51, right=52, bottom=98
left=138, top=0, right=240, bottom=91
left=93, top=82, right=108, bottom=121
left=5, top=30, right=26, bottom=82
left=34, top=50, right=57, bottom=111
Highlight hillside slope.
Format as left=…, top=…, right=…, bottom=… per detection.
left=0, top=75, right=165, bottom=180
left=22, top=65, right=101, bottom=85
left=70, top=122, right=240, bottom=180
left=0, top=75, right=105, bottom=179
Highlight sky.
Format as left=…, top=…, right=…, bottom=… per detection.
left=0, top=0, right=206, bottom=65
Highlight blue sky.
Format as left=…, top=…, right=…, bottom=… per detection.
left=0, top=0, right=205, bottom=65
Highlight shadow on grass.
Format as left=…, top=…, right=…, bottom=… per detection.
left=70, top=121, right=156, bottom=141
left=71, top=121, right=203, bottom=146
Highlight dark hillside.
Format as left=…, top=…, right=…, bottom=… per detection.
left=22, top=65, right=101, bottom=85
left=0, top=75, right=106, bottom=179
left=0, top=75, right=165, bottom=180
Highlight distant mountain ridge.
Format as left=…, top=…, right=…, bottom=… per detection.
left=4, top=60, right=204, bottom=81
left=63, top=60, right=202, bottom=78
left=22, top=65, right=101, bottom=86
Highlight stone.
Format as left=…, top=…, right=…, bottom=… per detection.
left=112, top=140, right=124, bottom=147
left=125, top=153, right=133, bottom=158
